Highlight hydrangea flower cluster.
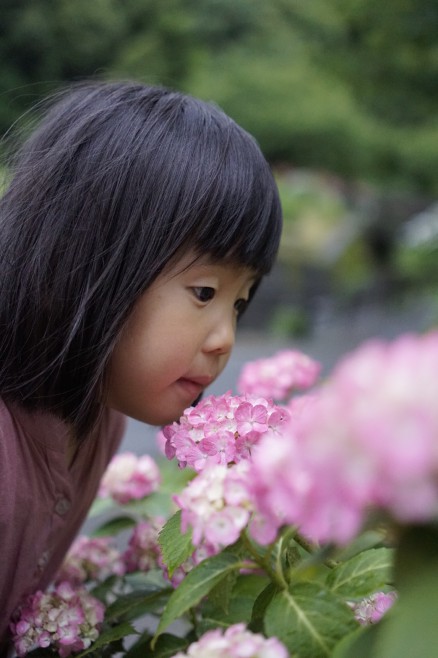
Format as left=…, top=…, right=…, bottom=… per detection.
left=123, top=518, right=164, bottom=573
left=55, top=536, right=126, bottom=585
left=10, top=582, right=104, bottom=657
left=351, top=591, right=397, bottom=625
left=169, top=623, right=288, bottom=658
left=174, top=462, right=253, bottom=551
left=249, top=332, right=438, bottom=544
left=237, top=349, right=321, bottom=401
left=163, top=392, right=289, bottom=471
left=98, top=452, right=161, bottom=504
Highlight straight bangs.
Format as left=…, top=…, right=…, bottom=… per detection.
left=128, top=94, right=283, bottom=279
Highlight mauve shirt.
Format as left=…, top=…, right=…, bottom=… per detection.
left=0, top=398, right=126, bottom=650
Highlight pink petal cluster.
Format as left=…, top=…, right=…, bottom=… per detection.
left=163, top=392, right=289, bottom=471
left=351, top=591, right=397, bottom=625
left=174, top=462, right=253, bottom=551
left=55, top=536, right=126, bottom=585
left=98, top=452, right=161, bottom=504
left=237, top=349, right=321, bottom=401
left=123, top=518, right=164, bottom=573
left=250, top=332, right=438, bottom=545
left=170, top=623, right=288, bottom=658
left=10, top=582, right=105, bottom=657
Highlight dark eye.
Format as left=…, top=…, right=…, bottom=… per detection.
left=234, top=298, right=248, bottom=316
left=192, top=287, right=215, bottom=303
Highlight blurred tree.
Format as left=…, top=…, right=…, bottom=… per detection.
left=0, top=0, right=437, bottom=192
left=0, top=0, right=128, bottom=130
left=275, top=0, right=438, bottom=126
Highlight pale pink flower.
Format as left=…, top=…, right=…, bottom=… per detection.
left=10, top=582, right=105, bottom=657
left=249, top=332, right=438, bottom=545
left=55, top=536, right=125, bottom=585
left=170, top=623, right=288, bottom=658
left=351, top=591, right=397, bottom=625
left=123, top=518, right=164, bottom=573
left=98, top=452, right=161, bottom=504
left=163, top=392, right=289, bottom=471
left=237, top=349, right=321, bottom=401
left=174, top=462, right=253, bottom=551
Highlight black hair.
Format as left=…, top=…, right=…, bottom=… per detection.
left=0, top=80, right=282, bottom=438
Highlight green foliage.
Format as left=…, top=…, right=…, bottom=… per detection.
left=1, top=0, right=437, bottom=192
left=158, top=511, right=194, bottom=577
left=265, top=582, right=356, bottom=657
left=326, top=548, right=394, bottom=598
left=152, top=551, right=244, bottom=643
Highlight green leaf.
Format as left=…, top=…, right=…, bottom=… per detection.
left=122, top=491, right=174, bottom=518
left=199, top=574, right=270, bottom=632
left=265, top=582, right=356, bottom=658
left=332, top=625, right=382, bottom=658
left=158, top=510, right=194, bottom=576
left=206, top=569, right=238, bottom=615
left=250, top=582, right=279, bottom=633
left=74, top=622, right=136, bottom=657
left=87, top=496, right=114, bottom=518
left=90, top=574, right=118, bottom=601
left=105, top=587, right=172, bottom=622
left=152, top=552, right=243, bottom=645
left=372, top=524, right=438, bottom=658
left=129, top=633, right=189, bottom=658
left=92, top=514, right=137, bottom=537
left=326, top=548, right=394, bottom=598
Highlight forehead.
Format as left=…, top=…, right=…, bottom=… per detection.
left=166, top=250, right=258, bottom=282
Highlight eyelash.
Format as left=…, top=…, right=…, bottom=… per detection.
left=191, top=287, right=248, bottom=315
left=192, top=287, right=215, bottom=303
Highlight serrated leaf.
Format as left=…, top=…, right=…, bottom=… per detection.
left=326, top=547, right=394, bottom=598
left=158, top=510, right=194, bottom=576
left=265, top=582, right=356, bottom=658
left=92, top=514, right=137, bottom=537
left=152, top=552, right=242, bottom=645
left=74, top=622, right=136, bottom=657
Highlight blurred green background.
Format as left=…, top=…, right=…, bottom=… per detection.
left=1, top=0, right=437, bottom=336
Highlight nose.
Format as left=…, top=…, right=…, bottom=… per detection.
left=202, top=314, right=236, bottom=356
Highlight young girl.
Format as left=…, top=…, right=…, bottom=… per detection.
left=0, top=81, right=282, bottom=645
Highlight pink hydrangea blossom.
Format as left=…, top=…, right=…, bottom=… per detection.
left=10, top=582, right=105, bottom=657
left=163, top=392, right=289, bottom=471
left=174, top=462, right=253, bottom=551
left=237, top=349, right=321, bottom=401
left=123, top=518, right=164, bottom=573
left=249, top=332, right=438, bottom=545
left=98, top=452, right=161, bottom=504
left=351, top=591, right=397, bottom=625
left=170, top=623, right=288, bottom=658
left=55, top=536, right=125, bottom=585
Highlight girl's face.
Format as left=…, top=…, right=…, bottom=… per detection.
left=106, top=251, right=256, bottom=426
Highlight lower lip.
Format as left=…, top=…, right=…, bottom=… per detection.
left=176, top=378, right=203, bottom=400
